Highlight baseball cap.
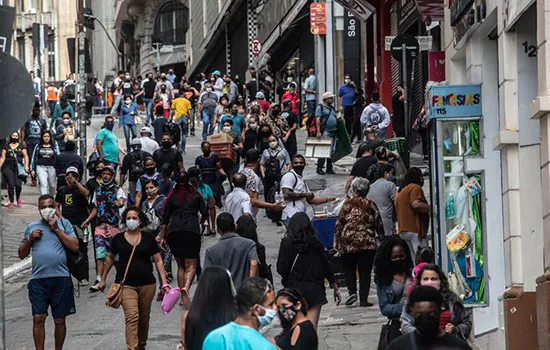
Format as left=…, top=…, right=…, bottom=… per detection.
left=140, top=126, right=152, bottom=134
left=256, top=91, right=265, bottom=99
left=66, top=166, right=79, bottom=176
left=322, top=92, right=335, bottom=100
left=282, top=99, right=292, bottom=106
left=213, top=70, right=221, bottom=76
left=102, top=164, right=115, bottom=174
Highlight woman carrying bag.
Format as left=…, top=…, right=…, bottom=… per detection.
left=97, top=206, right=170, bottom=350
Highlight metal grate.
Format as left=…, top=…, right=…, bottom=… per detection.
left=153, top=2, right=189, bottom=46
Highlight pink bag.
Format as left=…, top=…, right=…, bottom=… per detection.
left=161, top=287, right=181, bottom=314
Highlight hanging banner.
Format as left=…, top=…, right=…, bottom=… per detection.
left=344, top=11, right=361, bottom=84
left=0, top=5, right=16, bottom=53
left=310, top=3, right=327, bottom=35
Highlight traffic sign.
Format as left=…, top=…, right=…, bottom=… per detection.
left=390, top=33, right=420, bottom=62
left=152, top=41, right=163, bottom=50
left=385, top=35, right=432, bottom=51
left=251, top=37, right=262, bottom=56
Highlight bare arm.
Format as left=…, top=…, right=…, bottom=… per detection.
left=0, top=149, right=5, bottom=168
left=18, top=237, right=33, bottom=260
left=282, top=187, right=308, bottom=201
left=249, top=191, right=281, bottom=211
left=22, top=149, right=30, bottom=172
left=97, top=139, right=105, bottom=159
left=52, top=221, right=79, bottom=252
left=411, top=200, right=431, bottom=213
left=74, top=181, right=90, bottom=198
left=55, top=202, right=63, bottom=219
left=249, top=260, right=259, bottom=277
left=154, top=253, right=169, bottom=286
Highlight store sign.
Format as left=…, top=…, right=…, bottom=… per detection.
left=428, top=51, right=446, bottom=82
left=334, top=0, right=375, bottom=21
left=344, top=11, right=361, bottom=84
left=385, top=36, right=433, bottom=51
left=0, top=5, right=15, bottom=53
left=310, top=3, right=327, bottom=35
left=426, top=84, right=481, bottom=120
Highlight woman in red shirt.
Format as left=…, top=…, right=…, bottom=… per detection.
left=281, top=83, right=300, bottom=115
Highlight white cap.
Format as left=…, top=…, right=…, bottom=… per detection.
left=140, top=126, right=152, bottom=135
left=256, top=91, right=265, bottom=99
left=66, top=166, right=79, bottom=176
left=131, top=138, right=142, bottom=146
left=322, top=92, right=335, bottom=100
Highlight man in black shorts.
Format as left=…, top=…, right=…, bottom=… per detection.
left=19, top=194, right=80, bottom=350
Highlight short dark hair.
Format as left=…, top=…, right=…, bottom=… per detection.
left=378, top=163, right=395, bottom=179
left=201, top=141, right=210, bottom=148
left=372, top=92, right=380, bottom=101
left=245, top=149, right=261, bottom=164
left=408, top=285, right=443, bottom=310
left=223, top=119, right=234, bottom=126
left=61, top=111, right=72, bottom=118
left=216, top=212, right=235, bottom=233
left=38, top=194, right=54, bottom=206
left=232, top=173, right=247, bottom=189
left=121, top=206, right=150, bottom=229
left=292, top=154, right=306, bottom=163
left=65, top=140, right=76, bottom=152
left=105, top=116, right=113, bottom=122
left=161, top=133, right=172, bottom=139
left=236, top=277, right=273, bottom=315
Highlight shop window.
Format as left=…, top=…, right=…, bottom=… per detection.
left=153, top=1, right=189, bottom=46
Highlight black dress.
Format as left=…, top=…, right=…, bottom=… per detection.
left=277, top=237, right=335, bottom=307
left=276, top=320, right=318, bottom=350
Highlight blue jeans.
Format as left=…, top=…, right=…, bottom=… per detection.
left=201, top=109, right=215, bottom=140
left=179, top=116, right=189, bottom=151
left=123, top=124, right=137, bottom=150
left=306, top=100, right=316, bottom=118
left=111, top=95, right=121, bottom=116
left=144, top=98, right=154, bottom=125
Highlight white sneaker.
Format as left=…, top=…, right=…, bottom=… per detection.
left=80, top=279, right=89, bottom=286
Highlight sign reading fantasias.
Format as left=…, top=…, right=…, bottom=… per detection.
left=426, top=84, right=482, bottom=120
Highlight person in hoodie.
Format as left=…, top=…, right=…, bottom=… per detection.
left=119, top=94, right=139, bottom=151
left=360, top=92, right=391, bottom=141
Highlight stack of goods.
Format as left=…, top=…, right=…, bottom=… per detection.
left=207, top=133, right=237, bottom=165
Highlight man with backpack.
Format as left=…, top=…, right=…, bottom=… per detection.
left=315, top=92, right=338, bottom=175
left=361, top=92, right=390, bottom=141
left=23, top=103, right=48, bottom=186
left=119, top=138, right=151, bottom=205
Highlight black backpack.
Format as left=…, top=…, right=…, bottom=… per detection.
left=59, top=220, right=87, bottom=282
left=130, top=152, right=145, bottom=178
left=265, top=150, right=281, bottom=178
left=366, top=163, right=380, bottom=184
left=65, top=83, right=76, bottom=99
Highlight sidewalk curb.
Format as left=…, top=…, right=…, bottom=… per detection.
left=4, top=257, right=31, bottom=280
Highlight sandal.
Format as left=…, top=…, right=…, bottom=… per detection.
left=180, top=288, right=191, bottom=309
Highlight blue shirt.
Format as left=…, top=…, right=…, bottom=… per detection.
left=338, top=84, right=355, bottom=106
left=96, top=128, right=120, bottom=164
left=219, top=114, right=247, bottom=136
left=197, top=183, right=213, bottom=203
left=203, top=322, right=276, bottom=350
left=304, top=75, right=317, bottom=101
left=23, top=219, right=76, bottom=280
left=136, top=172, right=161, bottom=193
left=120, top=103, right=139, bottom=125
left=315, top=104, right=338, bottom=136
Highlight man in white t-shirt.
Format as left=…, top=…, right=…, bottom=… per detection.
left=281, top=154, right=336, bottom=223
left=225, top=173, right=252, bottom=222
left=138, top=126, right=160, bottom=155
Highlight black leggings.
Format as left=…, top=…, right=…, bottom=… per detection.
left=2, top=167, right=22, bottom=202
left=341, top=249, right=376, bottom=302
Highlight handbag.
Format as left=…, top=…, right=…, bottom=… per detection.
left=17, top=162, right=28, bottom=180
left=377, top=319, right=402, bottom=350
left=106, top=241, right=139, bottom=308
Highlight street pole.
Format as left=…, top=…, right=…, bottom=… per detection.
left=152, top=42, right=161, bottom=74
left=402, top=43, right=409, bottom=139
left=0, top=180, right=5, bottom=350
left=77, top=0, right=87, bottom=166
left=38, top=0, right=45, bottom=112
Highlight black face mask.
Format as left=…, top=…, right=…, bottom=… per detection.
left=391, top=259, right=407, bottom=273
left=203, top=150, right=211, bottom=157
left=10, top=137, right=19, bottom=143
left=414, top=313, right=440, bottom=338
left=145, top=167, right=156, bottom=174
left=272, top=110, right=280, bottom=117
left=162, top=141, right=172, bottom=149
left=293, top=165, right=305, bottom=176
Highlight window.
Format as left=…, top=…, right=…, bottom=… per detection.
left=17, top=0, right=25, bottom=12
left=153, top=1, right=189, bottom=46
left=48, top=35, right=55, bottom=79
left=17, top=38, right=25, bottom=65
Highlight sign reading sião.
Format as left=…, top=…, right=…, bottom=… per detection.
left=426, top=84, right=482, bottom=120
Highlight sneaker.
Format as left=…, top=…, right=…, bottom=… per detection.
left=80, top=279, right=89, bottom=286
left=344, top=294, right=358, bottom=306
left=7, top=203, right=14, bottom=209
left=16, top=199, right=22, bottom=207
left=316, top=169, right=326, bottom=175
left=89, top=280, right=101, bottom=292
left=360, top=301, right=374, bottom=307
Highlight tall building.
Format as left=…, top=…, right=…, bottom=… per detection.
left=9, top=0, right=78, bottom=82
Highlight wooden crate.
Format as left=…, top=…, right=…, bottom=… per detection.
left=211, top=143, right=237, bottom=164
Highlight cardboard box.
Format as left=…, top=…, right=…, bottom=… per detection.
left=207, top=132, right=234, bottom=144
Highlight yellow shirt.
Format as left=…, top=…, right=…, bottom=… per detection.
left=171, top=97, right=192, bottom=122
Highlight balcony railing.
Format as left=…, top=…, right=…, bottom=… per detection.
left=16, top=11, right=55, bottom=32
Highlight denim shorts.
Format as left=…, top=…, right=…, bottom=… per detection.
left=28, top=277, right=76, bottom=319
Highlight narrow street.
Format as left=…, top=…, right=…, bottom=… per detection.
left=2, top=115, right=388, bottom=350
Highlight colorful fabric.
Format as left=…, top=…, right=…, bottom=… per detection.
left=334, top=197, right=381, bottom=253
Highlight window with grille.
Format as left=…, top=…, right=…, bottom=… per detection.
left=153, top=1, right=189, bottom=46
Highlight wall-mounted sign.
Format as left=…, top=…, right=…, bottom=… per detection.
left=426, top=84, right=482, bottom=120
left=344, top=11, right=361, bottom=85
left=310, top=3, right=327, bottom=35
left=0, top=6, right=15, bottom=53
left=428, top=51, right=446, bottom=82
left=385, top=36, right=433, bottom=51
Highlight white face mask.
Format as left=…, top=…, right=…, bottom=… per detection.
left=63, top=119, right=70, bottom=125
left=206, top=87, right=213, bottom=92
left=269, top=141, right=278, bottom=149
left=222, top=126, right=232, bottom=133
left=125, top=100, right=132, bottom=105
left=40, top=207, right=56, bottom=221
left=126, top=219, right=140, bottom=231
left=287, top=77, right=293, bottom=82
left=249, top=123, right=258, bottom=130
left=345, top=78, right=351, bottom=84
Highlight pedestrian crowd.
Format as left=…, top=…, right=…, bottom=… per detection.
left=12, top=67, right=470, bottom=350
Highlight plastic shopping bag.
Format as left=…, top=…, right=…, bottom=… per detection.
left=161, top=287, right=181, bottom=314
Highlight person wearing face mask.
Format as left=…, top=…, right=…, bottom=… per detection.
left=275, top=288, right=319, bottom=349
left=260, top=135, right=291, bottom=224
left=18, top=194, right=79, bottom=350
left=119, top=94, right=139, bottom=151
left=30, top=131, right=59, bottom=196
left=315, top=92, right=338, bottom=175
left=197, top=82, right=219, bottom=140
left=374, top=236, right=414, bottom=347
left=50, top=95, right=75, bottom=129
left=0, top=132, right=30, bottom=208
left=152, top=133, right=184, bottom=173
left=88, top=165, right=127, bottom=292
left=338, top=74, right=357, bottom=135
left=55, top=112, right=78, bottom=152
left=280, top=155, right=336, bottom=223
left=55, top=140, right=85, bottom=190
left=367, top=163, right=398, bottom=236
left=188, top=166, right=216, bottom=236
left=334, top=178, right=383, bottom=307
left=23, top=103, right=48, bottom=187
left=395, top=167, right=430, bottom=257
left=97, top=206, right=171, bottom=350
left=261, top=103, right=289, bottom=140
left=361, top=92, right=391, bottom=141
left=195, top=141, right=226, bottom=208
left=134, top=157, right=160, bottom=207
left=400, top=264, right=471, bottom=341
left=96, top=116, right=121, bottom=169
left=155, top=73, right=174, bottom=97
left=203, top=277, right=276, bottom=349
left=243, top=115, right=261, bottom=154
left=281, top=99, right=298, bottom=159
left=219, top=102, right=247, bottom=137
left=120, top=139, right=152, bottom=205
left=171, top=93, right=193, bottom=154
left=255, top=91, right=271, bottom=114
left=388, top=286, right=472, bottom=350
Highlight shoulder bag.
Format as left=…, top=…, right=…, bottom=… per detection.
left=106, top=240, right=139, bottom=309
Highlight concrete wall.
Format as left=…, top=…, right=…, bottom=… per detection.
left=91, top=0, right=118, bottom=82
